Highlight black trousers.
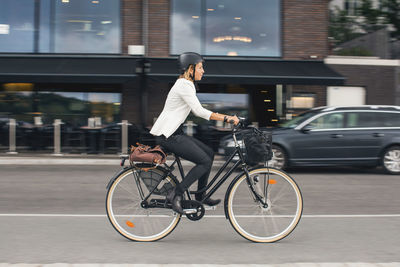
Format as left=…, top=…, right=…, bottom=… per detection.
left=160, top=133, right=214, bottom=196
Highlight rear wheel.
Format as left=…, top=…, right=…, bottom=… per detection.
left=382, top=146, right=400, bottom=175
left=106, top=167, right=181, bottom=242
left=226, top=167, right=302, bottom=243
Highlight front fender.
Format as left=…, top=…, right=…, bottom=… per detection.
left=223, top=166, right=262, bottom=219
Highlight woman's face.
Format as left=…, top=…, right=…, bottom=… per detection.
left=193, top=62, right=204, bottom=81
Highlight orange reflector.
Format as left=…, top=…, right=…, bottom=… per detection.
left=126, top=220, right=135, bottom=228
left=268, top=179, right=277, bottom=184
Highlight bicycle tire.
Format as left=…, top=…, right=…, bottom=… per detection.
left=226, top=167, right=303, bottom=243
left=106, top=166, right=181, bottom=242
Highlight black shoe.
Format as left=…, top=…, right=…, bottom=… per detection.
left=202, top=198, right=221, bottom=206
left=195, top=193, right=221, bottom=206
left=166, top=189, right=184, bottom=214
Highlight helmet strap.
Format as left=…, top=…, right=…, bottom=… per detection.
left=191, top=64, right=199, bottom=91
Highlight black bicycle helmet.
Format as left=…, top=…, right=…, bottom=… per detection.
left=178, top=52, right=204, bottom=74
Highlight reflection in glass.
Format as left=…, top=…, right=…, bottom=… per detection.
left=170, top=0, right=201, bottom=54
left=51, top=0, right=121, bottom=53
left=0, top=0, right=121, bottom=53
left=205, top=0, right=280, bottom=56
left=0, top=0, right=35, bottom=52
left=0, top=87, right=121, bottom=126
left=187, top=93, right=248, bottom=125
left=170, top=0, right=281, bottom=57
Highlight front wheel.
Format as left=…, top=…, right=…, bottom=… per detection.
left=106, top=167, right=181, bottom=242
left=226, top=167, right=303, bottom=243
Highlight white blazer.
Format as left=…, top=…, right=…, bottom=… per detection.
left=150, top=78, right=212, bottom=138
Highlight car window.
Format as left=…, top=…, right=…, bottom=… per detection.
left=345, top=112, right=400, bottom=128
left=346, top=112, right=378, bottom=128
left=279, top=110, right=319, bottom=128
left=307, top=112, right=344, bottom=129
left=377, top=112, right=400, bottom=127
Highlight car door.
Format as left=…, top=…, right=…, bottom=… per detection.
left=341, top=111, right=390, bottom=160
left=290, top=112, right=348, bottom=164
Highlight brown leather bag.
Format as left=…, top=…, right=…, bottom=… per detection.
left=129, top=143, right=167, bottom=165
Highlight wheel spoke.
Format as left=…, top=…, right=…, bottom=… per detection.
left=106, top=168, right=180, bottom=242
left=228, top=168, right=302, bottom=242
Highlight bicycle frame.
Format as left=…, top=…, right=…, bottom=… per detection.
left=158, top=127, right=268, bottom=206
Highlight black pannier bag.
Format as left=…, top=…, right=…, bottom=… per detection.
left=242, top=128, right=273, bottom=166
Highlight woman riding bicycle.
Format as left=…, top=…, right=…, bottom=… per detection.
left=150, top=52, right=239, bottom=214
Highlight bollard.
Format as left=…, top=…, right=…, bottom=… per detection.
left=6, top=119, right=18, bottom=154
left=118, top=120, right=132, bottom=156
left=185, top=120, right=197, bottom=136
left=52, top=119, right=63, bottom=156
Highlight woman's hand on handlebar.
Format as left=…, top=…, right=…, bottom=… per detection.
left=226, top=115, right=240, bottom=125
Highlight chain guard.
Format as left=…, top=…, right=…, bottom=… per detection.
left=182, top=200, right=205, bottom=221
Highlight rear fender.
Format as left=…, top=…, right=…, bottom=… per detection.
left=106, top=167, right=131, bottom=190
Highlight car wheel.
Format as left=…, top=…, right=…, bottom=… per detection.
left=381, top=146, right=400, bottom=175
left=266, top=145, right=287, bottom=170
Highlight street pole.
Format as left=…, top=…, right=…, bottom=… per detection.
left=52, top=119, right=63, bottom=156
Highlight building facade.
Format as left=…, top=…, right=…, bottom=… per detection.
left=0, top=0, right=344, bottom=131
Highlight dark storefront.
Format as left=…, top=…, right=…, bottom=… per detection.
left=0, top=0, right=346, bottom=153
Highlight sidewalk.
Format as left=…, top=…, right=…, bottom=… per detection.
left=0, top=153, right=226, bottom=166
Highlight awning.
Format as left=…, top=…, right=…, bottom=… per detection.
left=0, top=55, right=138, bottom=84
left=146, top=57, right=345, bottom=85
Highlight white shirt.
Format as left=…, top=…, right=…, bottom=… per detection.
left=150, top=78, right=213, bottom=138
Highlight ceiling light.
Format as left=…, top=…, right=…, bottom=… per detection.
left=62, top=0, right=69, bottom=3
left=234, top=17, right=242, bottom=20
left=227, top=51, right=238, bottom=56
left=192, top=16, right=199, bottom=19
left=207, top=8, right=215, bottom=11
left=92, top=0, right=99, bottom=3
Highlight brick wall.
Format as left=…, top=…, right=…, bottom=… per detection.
left=147, top=0, right=170, bottom=57
left=282, top=0, right=329, bottom=60
left=121, top=0, right=142, bottom=54
left=328, top=64, right=397, bottom=105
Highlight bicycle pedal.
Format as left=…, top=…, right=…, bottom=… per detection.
left=183, top=208, right=197, bottom=214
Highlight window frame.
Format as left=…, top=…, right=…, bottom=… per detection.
left=0, top=0, right=122, bottom=55
left=169, top=0, right=282, bottom=58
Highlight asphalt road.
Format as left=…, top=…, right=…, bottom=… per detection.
left=0, top=163, right=399, bottom=264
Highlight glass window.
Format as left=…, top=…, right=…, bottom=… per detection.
left=0, top=0, right=121, bottom=53
left=0, top=0, right=35, bottom=52
left=308, top=112, right=344, bottom=129
left=187, top=93, right=248, bottom=125
left=0, top=83, right=121, bottom=126
left=379, top=112, right=400, bottom=127
left=41, top=0, right=121, bottom=53
left=171, top=0, right=281, bottom=57
left=346, top=112, right=379, bottom=128
left=170, top=0, right=201, bottom=54
left=347, top=112, right=400, bottom=128
left=290, top=93, right=316, bottom=109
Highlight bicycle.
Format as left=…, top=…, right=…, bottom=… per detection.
left=105, top=121, right=303, bottom=242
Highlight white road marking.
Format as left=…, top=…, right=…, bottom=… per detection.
left=0, top=213, right=400, bottom=218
